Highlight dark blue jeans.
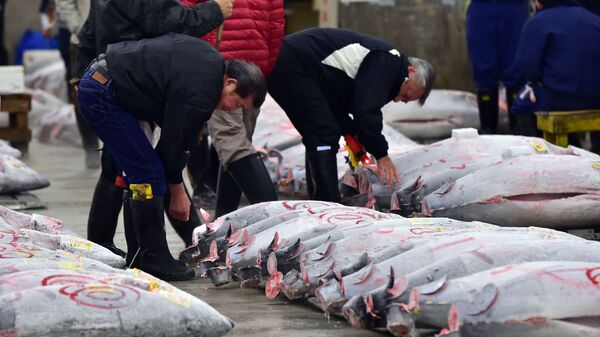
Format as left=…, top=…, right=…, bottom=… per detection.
left=78, top=66, right=166, bottom=196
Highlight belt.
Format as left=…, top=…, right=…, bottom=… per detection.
left=90, top=54, right=111, bottom=85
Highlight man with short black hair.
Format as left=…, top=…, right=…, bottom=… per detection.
left=267, top=28, right=435, bottom=202
left=78, top=33, right=266, bottom=281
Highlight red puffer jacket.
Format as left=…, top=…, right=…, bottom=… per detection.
left=180, top=0, right=285, bottom=77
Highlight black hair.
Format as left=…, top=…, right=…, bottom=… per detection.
left=224, top=59, right=267, bottom=109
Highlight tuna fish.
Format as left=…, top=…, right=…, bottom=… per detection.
left=348, top=129, right=574, bottom=211
left=213, top=207, right=397, bottom=288
left=346, top=239, right=600, bottom=331
left=0, top=140, right=22, bottom=158
left=314, top=228, right=580, bottom=315
left=421, top=154, right=600, bottom=228
left=0, top=227, right=125, bottom=267
left=0, top=206, right=64, bottom=234
left=253, top=94, right=302, bottom=150
left=180, top=200, right=340, bottom=262
left=0, top=269, right=234, bottom=337
left=279, top=218, right=495, bottom=301
left=382, top=90, right=509, bottom=140
left=0, top=154, right=50, bottom=194
left=410, top=261, right=600, bottom=337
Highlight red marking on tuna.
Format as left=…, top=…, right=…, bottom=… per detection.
left=491, top=265, right=515, bottom=276
left=450, top=163, right=466, bottom=170
left=283, top=201, right=332, bottom=210
left=438, top=159, right=447, bottom=163
left=587, top=267, right=600, bottom=288
left=430, top=237, right=476, bottom=253
left=470, top=246, right=495, bottom=265
left=43, top=274, right=97, bottom=287
left=63, top=284, right=140, bottom=309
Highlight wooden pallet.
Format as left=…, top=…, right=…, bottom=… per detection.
left=0, top=94, right=32, bottom=153
left=536, top=109, right=600, bottom=147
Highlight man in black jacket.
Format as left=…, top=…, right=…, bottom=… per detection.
left=268, top=28, right=435, bottom=202
left=78, top=33, right=266, bottom=281
left=76, top=0, right=232, bottom=266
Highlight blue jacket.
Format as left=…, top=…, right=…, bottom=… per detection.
left=515, top=3, right=600, bottom=110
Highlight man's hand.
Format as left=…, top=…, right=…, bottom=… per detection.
left=376, top=156, right=400, bottom=185
left=215, top=0, right=234, bottom=19
left=169, top=183, right=191, bottom=222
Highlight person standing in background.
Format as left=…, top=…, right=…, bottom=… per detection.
left=466, top=0, right=529, bottom=134
left=55, top=0, right=100, bottom=170
left=181, top=0, right=284, bottom=218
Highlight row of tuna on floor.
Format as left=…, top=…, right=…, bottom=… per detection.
left=182, top=200, right=600, bottom=337
left=0, top=206, right=233, bottom=337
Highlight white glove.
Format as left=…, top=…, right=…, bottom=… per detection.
left=519, top=84, right=537, bottom=103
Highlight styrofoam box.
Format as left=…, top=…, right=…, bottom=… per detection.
left=0, top=66, right=25, bottom=94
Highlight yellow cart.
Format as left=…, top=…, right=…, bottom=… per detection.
left=536, top=109, right=600, bottom=147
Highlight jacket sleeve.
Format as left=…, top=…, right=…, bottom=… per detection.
left=56, top=0, right=85, bottom=35
left=514, top=18, right=548, bottom=83
left=157, top=98, right=213, bottom=184
left=267, top=0, right=285, bottom=76
left=352, top=50, right=405, bottom=159
left=76, top=3, right=95, bottom=76
left=117, top=0, right=224, bottom=39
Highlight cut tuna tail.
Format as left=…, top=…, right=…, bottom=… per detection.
left=342, top=295, right=370, bottom=329
left=265, top=252, right=283, bottom=299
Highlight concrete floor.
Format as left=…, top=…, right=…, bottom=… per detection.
left=23, top=133, right=382, bottom=337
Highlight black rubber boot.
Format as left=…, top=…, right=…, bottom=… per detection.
left=122, top=190, right=140, bottom=268
left=228, top=153, right=278, bottom=204
left=130, top=195, right=194, bottom=281
left=214, top=166, right=243, bottom=218
left=164, top=185, right=200, bottom=247
left=187, top=129, right=218, bottom=207
left=477, top=89, right=499, bottom=134
left=306, top=150, right=341, bottom=202
left=87, top=176, right=126, bottom=258
left=305, top=153, right=314, bottom=198
left=505, top=85, right=519, bottom=133
left=514, top=114, right=541, bottom=137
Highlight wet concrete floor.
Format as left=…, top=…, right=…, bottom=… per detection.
left=23, top=134, right=383, bottom=337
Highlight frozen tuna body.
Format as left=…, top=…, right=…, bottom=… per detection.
left=421, top=154, right=600, bottom=228
left=315, top=227, right=580, bottom=315
left=0, top=206, right=64, bottom=234
left=0, top=154, right=50, bottom=193
left=0, top=272, right=234, bottom=337
left=412, top=261, right=600, bottom=337
left=181, top=200, right=340, bottom=262
left=220, top=207, right=396, bottom=288
left=382, top=90, right=481, bottom=140
left=0, top=228, right=125, bottom=267
left=348, top=238, right=600, bottom=331
left=287, top=218, right=495, bottom=301
left=0, top=140, right=22, bottom=158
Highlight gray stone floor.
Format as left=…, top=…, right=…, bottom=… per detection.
left=23, top=134, right=382, bottom=337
